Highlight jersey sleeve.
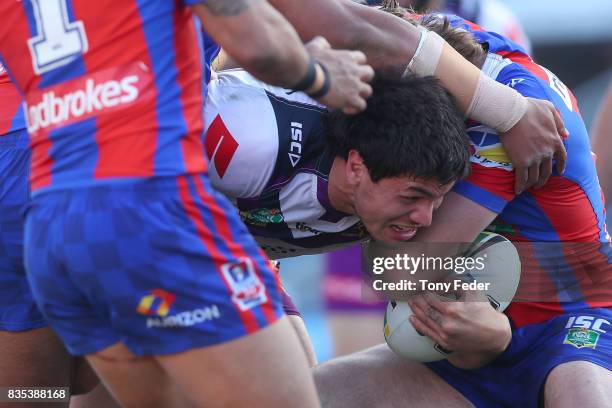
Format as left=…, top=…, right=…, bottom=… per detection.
left=453, top=166, right=516, bottom=214
left=204, top=71, right=280, bottom=199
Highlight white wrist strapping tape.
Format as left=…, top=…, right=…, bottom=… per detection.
left=403, top=27, right=444, bottom=78
left=466, top=72, right=528, bottom=133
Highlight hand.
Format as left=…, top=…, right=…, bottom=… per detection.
left=499, top=98, right=568, bottom=194
left=305, top=36, right=374, bottom=115
left=407, top=288, right=511, bottom=369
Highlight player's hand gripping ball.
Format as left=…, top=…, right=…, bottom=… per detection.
left=383, top=232, right=521, bottom=362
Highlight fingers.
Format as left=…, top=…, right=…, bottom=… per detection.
left=524, top=162, right=540, bottom=191
left=348, top=50, right=367, bottom=65
left=554, top=137, right=568, bottom=175
left=552, top=107, right=569, bottom=140
left=307, top=36, right=330, bottom=50
left=536, top=156, right=553, bottom=188
left=550, top=107, right=568, bottom=174
left=514, top=165, right=528, bottom=195
left=341, top=96, right=366, bottom=115
left=409, top=313, right=446, bottom=346
left=307, top=44, right=373, bottom=114
left=408, top=301, right=447, bottom=346
left=359, top=64, right=375, bottom=82
left=358, top=81, right=373, bottom=99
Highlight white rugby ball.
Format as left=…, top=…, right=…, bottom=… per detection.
left=383, top=231, right=521, bottom=362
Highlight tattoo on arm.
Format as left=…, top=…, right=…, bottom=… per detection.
left=203, top=0, right=259, bottom=16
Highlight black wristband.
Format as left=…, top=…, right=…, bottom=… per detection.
left=291, top=57, right=317, bottom=92
left=307, top=62, right=331, bottom=99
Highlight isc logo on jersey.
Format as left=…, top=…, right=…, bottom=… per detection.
left=24, top=63, right=152, bottom=133
left=289, top=121, right=303, bottom=167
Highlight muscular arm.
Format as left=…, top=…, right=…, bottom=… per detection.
left=269, top=0, right=567, bottom=192
left=192, top=0, right=310, bottom=88
left=270, top=0, right=418, bottom=77
left=270, top=0, right=481, bottom=111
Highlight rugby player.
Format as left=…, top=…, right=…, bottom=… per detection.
left=0, top=64, right=119, bottom=408
left=313, top=13, right=612, bottom=408
left=0, top=1, right=379, bottom=407
left=203, top=70, right=471, bottom=364
left=261, top=0, right=568, bottom=194
left=324, top=0, right=534, bottom=356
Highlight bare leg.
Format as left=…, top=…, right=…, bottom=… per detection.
left=86, top=316, right=320, bottom=408
left=289, top=314, right=318, bottom=366
left=314, top=344, right=473, bottom=408
left=0, top=327, right=72, bottom=408
left=327, top=312, right=384, bottom=357
left=85, top=342, right=188, bottom=408
left=69, top=383, right=121, bottom=408
left=544, top=361, right=612, bottom=408
left=159, top=316, right=319, bottom=407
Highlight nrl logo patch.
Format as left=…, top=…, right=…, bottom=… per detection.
left=563, top=328, right=600, bottom=349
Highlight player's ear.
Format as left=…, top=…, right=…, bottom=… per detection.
left=346, top=149, right=366, bottom=185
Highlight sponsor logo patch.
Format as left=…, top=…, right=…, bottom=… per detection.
left=24, top=62, right=153, bottom=133
left=240, top=208, right=284, bottom=226
left=137, top=289, right=221, bottom=329
left=563, top=328, right=600, bottom=349
left=221, top=258, right=268, bottom=311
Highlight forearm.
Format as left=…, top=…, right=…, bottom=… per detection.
left=192, top=1, right=309, bottom=88
left=271, top=0, right=418, bottom=76
left=270, top=0, right=511, bottom=116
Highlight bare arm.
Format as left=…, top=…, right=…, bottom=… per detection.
left=269, top=0, right=567, bottom=191
left=271, top=0, right=483, bottom=110
left=192, top=0, right=310, bottom=88
left=270, top=0, right=419, bottom=77
left=192, top=0, right=374, bottom=114
left=591, top=83, right=612, bottom=203
left=409, top=193, right=512, bottom=369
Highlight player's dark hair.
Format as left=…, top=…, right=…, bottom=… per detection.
left=325, top=74, right=470, bottom=184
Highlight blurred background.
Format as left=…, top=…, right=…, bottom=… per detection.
left=281, top=0, right=612, bottom=363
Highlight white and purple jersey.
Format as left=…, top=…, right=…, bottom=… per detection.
left=204, top=70, right=369, bottom=258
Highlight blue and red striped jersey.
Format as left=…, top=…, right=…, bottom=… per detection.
left=442, top=15, right=612, bottom=327
left=0, top=65, right=26, bottom=135
left=0, top=0, right=207, bottom=193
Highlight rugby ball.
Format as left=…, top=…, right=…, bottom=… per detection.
left=383, top=232, right=521, bottom=362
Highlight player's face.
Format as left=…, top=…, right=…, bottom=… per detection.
left=353, top=173, right=454, bottom=243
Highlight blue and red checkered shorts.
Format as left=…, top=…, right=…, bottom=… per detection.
left=25, top=175, right=284, bottom=355
left=0, top=129, right=46, bottom=332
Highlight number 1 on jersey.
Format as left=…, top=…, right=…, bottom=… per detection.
left=27, top=0, right=88, bottom=75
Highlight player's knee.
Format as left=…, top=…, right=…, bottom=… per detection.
left=544, top=361, right=612, bottom=408
left=313, top=345, right=389, bottom=406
